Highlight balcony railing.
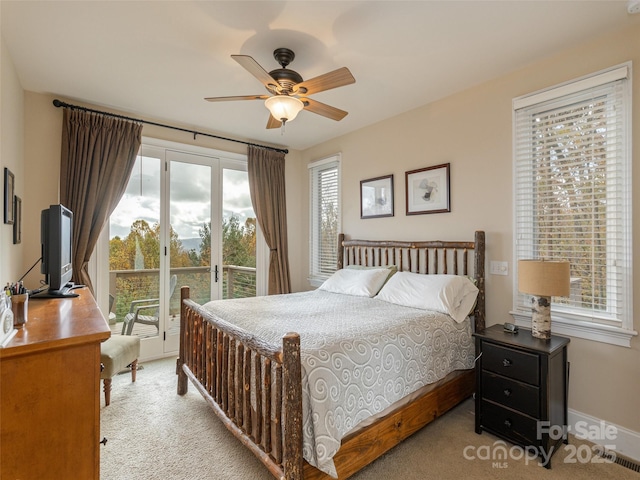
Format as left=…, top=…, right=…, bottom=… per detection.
left=108, top=265, right=256, bottom=328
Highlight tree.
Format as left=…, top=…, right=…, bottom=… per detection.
left=109, top=214, right=258, bottom=316
left=109, top=219, right=197, bottom=271
left=198, top=215, right=256, bottom=268
left=198, top=222, right=211, bottom=266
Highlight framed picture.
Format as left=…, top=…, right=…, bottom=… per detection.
left=4, top=168, right=15, bottom=225
left=13, top=196, right=21, bottom=244
left=360, top=174, right=394, bottom=219
left=405, top=163, right=450, bottom=215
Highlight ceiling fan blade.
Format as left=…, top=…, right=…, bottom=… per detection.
left=231, top=55, right=280, bottom=92
left=266, top=115, right=282, bottom=129
left=294, top=67, right=355, bottom=95
left=204, top=95, right=269, bottom=102
left=300, top=98, right=348, bottom=121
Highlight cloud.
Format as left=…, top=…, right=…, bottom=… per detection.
left=110, top=155, right=255, bottom=241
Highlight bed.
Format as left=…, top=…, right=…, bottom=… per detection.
left=177, top=231, right=485, bottom=480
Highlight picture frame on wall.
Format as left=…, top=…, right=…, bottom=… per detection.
left=13, top=196, right=21, bottom=244
left=360, top=174, right=394, bottom=219
left=4, top=168, right=15, bottom=225
left=405, top=163, right=451, bottom=215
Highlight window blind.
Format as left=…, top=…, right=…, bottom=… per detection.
left=309, top=156, right=341, bottom=283
left=513, top=67, right=631, bottom=328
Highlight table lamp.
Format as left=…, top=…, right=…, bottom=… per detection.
left=518, top=259, right=570, bottom=340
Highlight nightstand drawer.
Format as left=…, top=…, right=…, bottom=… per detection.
left=481, top=400, right=539, bottom=446
left=482, top=371, right=539, bottom=417
left=483, top=342, right=539, bottom=385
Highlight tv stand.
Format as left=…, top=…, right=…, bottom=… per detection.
left=30, top=282, right=80, bottom=299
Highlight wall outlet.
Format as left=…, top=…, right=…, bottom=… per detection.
left=490, top=261, right=509, bottom=276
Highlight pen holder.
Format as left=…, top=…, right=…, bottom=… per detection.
left=11, top=293, right=28, bottom=327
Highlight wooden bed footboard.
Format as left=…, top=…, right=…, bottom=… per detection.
left=177, top=286, right=303, bottom=480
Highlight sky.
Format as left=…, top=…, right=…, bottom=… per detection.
left=110, top=154, right=255, bottom=245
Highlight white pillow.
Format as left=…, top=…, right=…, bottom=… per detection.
left=345, top=264, right=397, bottom=285
left=319, top=268, right=391, bottom=297
left=375, top=272, right=479, bottom=323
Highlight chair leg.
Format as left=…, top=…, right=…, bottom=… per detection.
left=126, top=317, right=136, bottom=335
left=103, top=378, right=112, bottom=406
left=130, top=359, right=138, bottom=382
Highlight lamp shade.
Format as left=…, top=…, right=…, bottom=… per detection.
left=264, top=95, right=304, bottom=122
left=518, top=259, right=570, bottom=297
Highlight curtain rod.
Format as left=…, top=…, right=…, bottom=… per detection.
left=52, top=99, right=289, bottom=155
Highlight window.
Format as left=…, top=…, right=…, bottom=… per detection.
left=512, top=63, right=635, bottom=347
left=95, top=137, right=267, bottom=358
left=308, top=154, right=341, bottom=286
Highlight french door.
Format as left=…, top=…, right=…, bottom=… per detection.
left=103, top=139, right=263, bottom=360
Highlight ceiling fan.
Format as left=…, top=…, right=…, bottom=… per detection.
left=205, top=48, right=356, bottom=129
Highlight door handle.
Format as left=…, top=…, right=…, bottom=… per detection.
left=214, top=265, right=219, bottom=283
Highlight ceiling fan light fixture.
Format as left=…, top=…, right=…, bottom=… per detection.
left=265, top=95, right=304, bottom=123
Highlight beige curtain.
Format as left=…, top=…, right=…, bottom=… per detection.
left=247, top=145, right=291, bottom=294
left=60, top=108, right=142, bottom=294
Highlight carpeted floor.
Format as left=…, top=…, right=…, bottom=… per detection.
left=101, top=357, right=638, bottom=480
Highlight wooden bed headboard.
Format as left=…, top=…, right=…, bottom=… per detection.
left=337, top=231, right=485, bottom=331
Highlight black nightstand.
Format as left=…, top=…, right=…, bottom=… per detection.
left=473, top=324, right=570, bottom=468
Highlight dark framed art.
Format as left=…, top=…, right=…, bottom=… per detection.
left=13, top=196, right=21, bottom=244
left=360, top=174, right=394, bottom=219
left=405, top=163, right=450, bottom=215
left=4, top=168, right=15, bottom=225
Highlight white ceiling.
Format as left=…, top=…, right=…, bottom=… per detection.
left=2, top=1, right=638, bottom=151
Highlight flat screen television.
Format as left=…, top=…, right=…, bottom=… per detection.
left=32, top=204, right=79, bottom=298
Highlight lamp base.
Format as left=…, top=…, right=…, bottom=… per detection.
left=530, top=295, right=551, bottom=340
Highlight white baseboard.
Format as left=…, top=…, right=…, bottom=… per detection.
left=568, top=408, right=640, bottom=462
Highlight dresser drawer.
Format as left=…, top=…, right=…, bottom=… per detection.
left=481, top=400, right=539, bottom=447
left=482, top=342, right=539, bottom=385
left=482, top=371, right=539, bottom=417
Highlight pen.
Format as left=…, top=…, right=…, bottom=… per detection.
left=6, top=282, right=26, bottom=295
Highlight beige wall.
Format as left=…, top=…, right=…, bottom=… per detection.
left=20, top=92, right=60, bottom=288
left=298, top=23, right=640, bottom=434
left=0, top=36, right=24, bottom=284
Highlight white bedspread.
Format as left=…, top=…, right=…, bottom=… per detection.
left=201, top=290, right=474, bottom=478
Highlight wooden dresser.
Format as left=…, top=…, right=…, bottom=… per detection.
left=0, top=288, right=110, bottom=479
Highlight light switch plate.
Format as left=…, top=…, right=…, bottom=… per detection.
left=490, top=261, right=509, bottom=276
